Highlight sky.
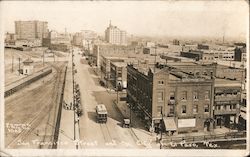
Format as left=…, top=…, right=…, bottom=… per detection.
left=1, top=1, right=249, bottom=39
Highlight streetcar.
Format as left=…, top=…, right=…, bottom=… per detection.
left=96, top=104, right=108, bottom=123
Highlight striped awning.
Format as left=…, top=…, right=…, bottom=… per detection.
left=163, top=117, right=177, bottom=131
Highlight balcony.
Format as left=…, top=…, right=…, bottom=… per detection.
left=215, top=94, right=241, bottom=101
left=214, top=109, right=239, bottom=115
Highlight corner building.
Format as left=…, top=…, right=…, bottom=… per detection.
left=127, top=64, right=215, bottom=135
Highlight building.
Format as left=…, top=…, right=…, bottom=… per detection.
left=180, top=50, right=203, bottom=61
left=214, top=79, right=241, bottom=128
left=81, top=30, right=97, bottom=40
left=146, top=42, right=155, bottom=48
left=216, top=64, right=245, bottom=81
left=23, top=58, right=34, bottom=75
left=173, top=39, right=180, bottom=45
left=5, top=32, right=17, bottom=45
left=49, top=43, right=70, bottom=52
left=110, top=62, right=127, bottom=89
left=198, top=44, right=209, bottom=50
left=100, top=56, right=127, bottom=88
left=181, top=49, right=234, bottom=62
left=127, top=64, right=215, bottom=134
left=15, top=39, right=42, bottom=47
left=15, top=20, right=48, bottom=40
left=72, top=32, right=83, bottom=46
left=105, top=21, right=127, bottom=45
left=234, top=46, right=246, bottom=62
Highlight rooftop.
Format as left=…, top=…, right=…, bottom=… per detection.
left=111, top=61, right=127, bottom=67
left=215, top=78, right=241, bottom=87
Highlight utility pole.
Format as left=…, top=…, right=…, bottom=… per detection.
left=116, top=76, right=119, bottom=105
left=11, top=55, right=14, bottom=73
left=154, top=46, right=157, bottom=72
left=18, top=57, right=21, bottom=75
left=43, top=51, right=45, bottom=67
left=53, top=51, right=55, bottom=63
left=160, top=106, right=163, bottom=149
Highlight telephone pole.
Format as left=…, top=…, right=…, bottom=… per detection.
left=11, top=55, right=14, bottom=73
left=18, top=57, right=21, bottom=75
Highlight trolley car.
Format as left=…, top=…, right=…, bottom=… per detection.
left=96, top=104, right=107, bottom=123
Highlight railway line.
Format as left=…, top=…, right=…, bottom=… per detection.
left=5, top=62, right=67, bottom=149
left=99, top=123, right=114, bottom=144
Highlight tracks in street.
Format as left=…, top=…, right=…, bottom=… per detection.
left=99, top=123, right=113, bottom=143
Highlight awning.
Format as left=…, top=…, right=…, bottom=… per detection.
left=240, top=112, right=246, bottom=120
left=163, top=117, right=177, bottom=131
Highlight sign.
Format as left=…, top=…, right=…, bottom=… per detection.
left=178, top=119, right=196, bottom=128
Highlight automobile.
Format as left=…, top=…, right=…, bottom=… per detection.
left=99, top=80, right=105, bottom=86
left=122, top=119, right=130, bottom=128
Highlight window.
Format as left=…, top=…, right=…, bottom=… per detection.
left=169, top=92, right=175, bottom=100
left=181, top=91, right=187, bottom=100
left=157, top=106, right=162, bottom=115
left=217, top=105, right=221, bottom=110
left=193, top=91, right=198, bottom=100
left=205, top=91, right=210, bottom=100
left=169, top=105, right=174, bottom=115
left=181, top=105, right=187, bottom=114
left=158, top=80, right=164, bottom=85
left=193, top=105, right=198, bottom=114
left=204, top=104, right=209, bottom=113
left=232, top=104, right=236, bottom=109
left=157, top=91, right=164, bottom=102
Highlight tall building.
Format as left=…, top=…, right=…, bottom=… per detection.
left=105, top=21, right=127, bottom=45
left=15, top=20, right=49, bottom=40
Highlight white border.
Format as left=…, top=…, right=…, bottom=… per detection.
left=0, top=1, right=249, bottom=157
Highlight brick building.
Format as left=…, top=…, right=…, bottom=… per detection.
left=127, top=64, right=215, bottom=135
left=110, top=62, right=127, bottom=89
left=214, top=79, right=241, bottom=128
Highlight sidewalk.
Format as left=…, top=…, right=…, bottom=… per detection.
left=57, top=56, right=76, bottom=149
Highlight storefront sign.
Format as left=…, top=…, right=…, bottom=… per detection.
left=178, top=119, right=196, bottom=128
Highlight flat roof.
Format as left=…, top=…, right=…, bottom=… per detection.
left=167, top=62, right=197, bottom=66
left=111, top=61, right=127, bottom=67
left=215, top=78, right=241, bottom=87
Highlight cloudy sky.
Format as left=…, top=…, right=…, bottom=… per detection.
left=1, top=0, right=248, bottom=39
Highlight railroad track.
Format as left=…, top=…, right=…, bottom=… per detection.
left=5, top=63, right=66, bottom=149
left=39, top=63, right=65, bottom=148
left=99, top=123, right=113, bottom=143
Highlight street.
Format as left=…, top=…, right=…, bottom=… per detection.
left=73, top=48, right=139, bottom=148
